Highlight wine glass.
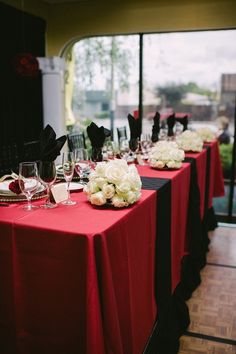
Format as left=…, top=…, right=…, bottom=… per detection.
left=140, top=134, right=152, bottom=160
left=74, top=148, right=90, bottom=185
left=106, top=140, right=115, bottom=160
left=61, top=152, right=77, bottom=206
left=38, top=161, right=57, bottom=209
left=18, top=161, right=39, bottom=211
left=119, top=138, right=130, bottom=160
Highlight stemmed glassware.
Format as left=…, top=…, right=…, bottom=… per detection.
left=119, top=138, right=130, bottom=160
left=18, top=161, right=39, bottom=211
left=140, top=134, right=152, bottom=160
left=61, top=151, right=77, bottom=205
left=38, top=161, right=57, bottom=209
left=74, top=148, right=90, bottom=185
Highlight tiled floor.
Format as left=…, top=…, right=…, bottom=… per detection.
left=178, top=225, right=236, bottom=353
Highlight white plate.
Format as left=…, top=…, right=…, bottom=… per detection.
left=0, top=180, right=45, bottom=196
left=58, top=182, right=84, bottom=191
left=56, top=165, right=64, bottom=175
left=0, top=180, right=46, bottom=202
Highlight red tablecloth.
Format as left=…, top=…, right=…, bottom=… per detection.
left=186, top=140, right=224, bottom=212
left=0, top=190, right=157, bottom=354
left=0, top=140, right=225, bottom=354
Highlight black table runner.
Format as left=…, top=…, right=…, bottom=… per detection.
left=203, top=145, right=218, bottom=231
left=141, top=177, right=189, bottom=354
left=142, top=143, right=220, bottom=353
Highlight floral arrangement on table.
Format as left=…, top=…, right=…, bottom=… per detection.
left=196, top=127, right=215, bottom=142
left=83, top=159, right=142, bottom=208
left=176, top=130, right=203, bottom=152
left=149, top=141, right=185, bottom=169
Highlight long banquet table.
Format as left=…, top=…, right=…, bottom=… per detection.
left=0, top=140, right=224, bottom=354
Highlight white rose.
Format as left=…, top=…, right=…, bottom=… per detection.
left=102, top=184, right=115, bottom=199
left=116, top=181, right=131, bottom=194
left=95, top=162, right=108, bottom=177
left=111, top=159, right=129, bottom=171
left=111, top=194, right=129, bottom=208
left=89, top=191, right=106, bottom=206
left=166, top=160, right=182, bottom=169
left=176, top=130, right=203, bottom=152
left=154, top=160, right=165, bottom=169
left=105, top=164, right=126, bottom=185
left=197, top=127, right=215, bottom=142
left=126, top=190, right=138, bottom=204
left=83, top=184, right=90, bottom=194
left=128, top=164, right=139, bottom=174
left=87, top=180, right=100, bottom=194
left=126, top=173, right=142, bottom=191
left=95, top=177, right=107, bottom=189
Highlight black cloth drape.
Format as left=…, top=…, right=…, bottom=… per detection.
left=127, top=113, right=141, bottom=151
left=151, top=112, right=160, bottom=143
left=167, top=114, right=176, bottom=137
left=141, top=176, right=190, bottom=354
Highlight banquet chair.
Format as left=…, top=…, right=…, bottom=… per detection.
left=22, top=140, right=40, bottom=162
left=117, top=126, right=127, bottom=143
left=0, top=143, right=19, bottom=175
left=67, top=132, right=86, bottom=151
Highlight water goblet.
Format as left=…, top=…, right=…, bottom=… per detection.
left=61, top=152, right=77, bottom=206
left=119, top=138, right=130, bottom=160
left=140, top=134, right=152, bottom=160
left=106, top=140, right=115, bottom=160
left=18, top=161, right=39, bottom=211
left=74, top=148, right=90, bottom=185
left=38, top=161, right=57, bottom=209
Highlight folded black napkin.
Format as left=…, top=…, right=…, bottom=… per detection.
left=87, top=122, right=111, bottom=148
left=39, top=125, right=67, bottom=161
left=127, top=113, right=141, bottom=151
left=151, top=111, right=160, bottom=143
left=175, top=115, right=188, bottom=131
left=87, top=122, right=111, bottom=161
left=167, top=113, right=176, bottom=137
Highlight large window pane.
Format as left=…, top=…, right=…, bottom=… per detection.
left=143, top=30, right=236, bottom=217
left=72, top=35, right=139, bottom=141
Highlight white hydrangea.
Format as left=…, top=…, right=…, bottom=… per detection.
left=84, top=159, right=142, bottom=207
left=149, top=141, right=185, bottom=169
left=196, top=127, right=215, bottom=142
left=176, top=130, right=203, bottom=152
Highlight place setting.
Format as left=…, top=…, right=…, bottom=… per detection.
left=0, top=164, right=46, bottom=205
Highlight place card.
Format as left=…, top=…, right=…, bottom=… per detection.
left=51, top=183, right=68, bottom=204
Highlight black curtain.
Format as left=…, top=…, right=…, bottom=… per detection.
left=0, top=3, right=46, bottom=148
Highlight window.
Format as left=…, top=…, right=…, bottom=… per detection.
left=67, top=29, right=236, bottom=221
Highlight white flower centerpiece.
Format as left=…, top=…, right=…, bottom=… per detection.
left=149, top=141, right=185, bottom=169
left=196, top=127, right=215, bottom=142
left=176, top=130, right=203, bottom=152
left=84, top=159, right=142, bottom=208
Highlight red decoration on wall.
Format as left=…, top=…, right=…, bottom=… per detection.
left=12, top=52, right=39, bottom=78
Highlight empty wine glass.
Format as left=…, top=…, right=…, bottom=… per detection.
left=18, top=161, right=39, bottom=211
left=105, top=139, right=115, bottom=160
left=61, top=152, right=76, bottom=206
left=119, top=138, right=130, bottom=160
left=38, top=161, right=57, bottom=209
left=74, top=148, right=90, bottom=185
left=140, top=134, right=152, bottom=160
